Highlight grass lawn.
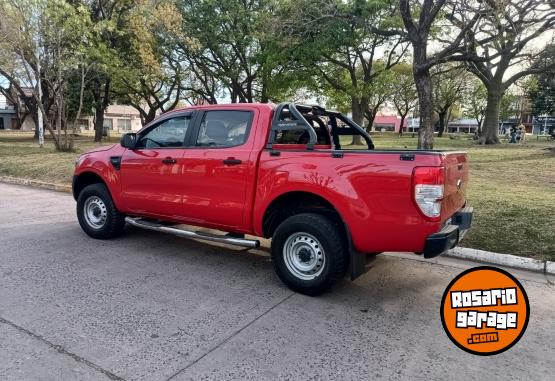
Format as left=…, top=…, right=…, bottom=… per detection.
left=1, top=131, right=554, bottom=260
left=0, top=132, right=121, bottom=184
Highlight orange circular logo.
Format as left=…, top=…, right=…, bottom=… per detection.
left=440, top=266, right=529, bottom=355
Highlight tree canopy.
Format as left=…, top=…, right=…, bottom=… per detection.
left=0, top=0, right=552, bottom=150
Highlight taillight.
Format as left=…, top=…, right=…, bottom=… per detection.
left=413, top=167, right=444, bottom=220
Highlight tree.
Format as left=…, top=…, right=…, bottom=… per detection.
left=499, top=85, right=529, bottom=123
left=462, top=1, right=555, bottom=144
left=363, top=67, right=397, bottom=131
left=86, top=0, right=135, bottom=142
left=398, top=0, right=482, bottom=148
left=390, top=63, right=418, bottom=135
left=464, top=78, right=487, bottom=134
left=323, top=62, right=397, bottom=132
left=527, top=45, right=555, bottom=117
left=431, top=64, right=467, bottom=137
left=112, top=1, right=193, bottom=125
left=0, top=0, right=94, bottom=150
left=178, top=0, right=277, bottom=104
left=273, top=0, right=407, bottom=145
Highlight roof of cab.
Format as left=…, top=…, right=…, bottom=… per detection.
left=162, top=102, right=275, bottom=118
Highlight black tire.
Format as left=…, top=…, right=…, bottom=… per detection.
left=76, top=183, right=125, bottom=239
left=271, top=213, right=347, bottom=295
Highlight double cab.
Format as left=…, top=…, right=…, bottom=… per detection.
left=73, top=103, right=472, bottom=294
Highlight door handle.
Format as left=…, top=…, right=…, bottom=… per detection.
left=162, top=157, right=177, bottom=164
left=223, top=158, right=242, bottom=165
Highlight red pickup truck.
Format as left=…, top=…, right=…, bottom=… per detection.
left=73, top=103, right=472, bottom=294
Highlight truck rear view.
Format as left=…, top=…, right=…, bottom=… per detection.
left=412, top=152, right=472, bottom=258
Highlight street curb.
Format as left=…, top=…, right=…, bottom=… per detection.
left=447, top=247, right=554, bottom=275
left=0, top=176, right=71, bottom=193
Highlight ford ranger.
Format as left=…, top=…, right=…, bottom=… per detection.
left=73, top=103, right=473, bottom=295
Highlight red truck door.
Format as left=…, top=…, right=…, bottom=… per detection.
left=181, top=109, right=256, bottom=230
left=120, top=112, right=195, bottom=217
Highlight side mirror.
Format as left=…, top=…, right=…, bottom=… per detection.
left=120, top=133, right=137, bottom=149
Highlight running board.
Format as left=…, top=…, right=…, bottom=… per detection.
left=124, top=217, right=260, bottom=248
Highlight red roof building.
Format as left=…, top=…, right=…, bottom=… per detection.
left=372, top=115, right=407, bottom=132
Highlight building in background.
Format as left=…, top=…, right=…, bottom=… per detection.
left=77, top=105, right=143, bottom=133
left=405, top=117, right=420, bottom=133
left=0, top=94, right=143, bottom=133
left=532, top=116, right=555, bottom=135
left=372, top=115, right=407, bottom=132
left=447, top=119, right=479, bottom=134
left=0, top=87, right=35, bottom=130
left=398, top=117, right=479, bottom=134
left=0, top=93, right=14, bottom=130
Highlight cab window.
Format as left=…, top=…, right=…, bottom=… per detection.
left=195, top=111, right=252, bottom=147
left=136, top=116, right=191, bottom=148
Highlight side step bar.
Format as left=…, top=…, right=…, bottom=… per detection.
left=125, top=217, right=260, bottom=248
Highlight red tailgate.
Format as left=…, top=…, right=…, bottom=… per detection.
left=441, top=152, right=469, bottom=222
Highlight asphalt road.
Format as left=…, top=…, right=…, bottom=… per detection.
left=1, top=183, right=554, bottom=381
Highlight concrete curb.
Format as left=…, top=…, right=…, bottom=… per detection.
left=447, top=247, right=554, bottom=275
left=0, top=176, right=71, bottom=193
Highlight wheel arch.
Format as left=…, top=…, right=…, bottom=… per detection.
left=261, top=190, right=372, bottom=281
left=72, top=171, right=108, bottom=201
left=261, top=191, right=349, bottom=241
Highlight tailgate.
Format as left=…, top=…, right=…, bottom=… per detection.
left=441, top=152, right=468, bottom=221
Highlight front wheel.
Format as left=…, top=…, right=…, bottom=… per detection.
left=76, top=183, right=125, bottom=239
left=271, top=213, right=347, bottom=295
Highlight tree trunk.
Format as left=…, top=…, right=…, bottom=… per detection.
left=260, top=72, right=269, bottom=103
left=365, top=113, right=377, bottom=133
left=94, top=79, right=110, bottom=142
left=94, top=107, right=105, bottom=142
left=33, top=116, right=39, bottom=138
left=399, top=114, right=406, bottom=136
left=70, top=65, right=85, bottom=151
left=350, top=98, right=366, bottom=146
left=144, top=108, right=157, bottom=125
left=437, top=110, right=447, bottom=137
left=364, top=105, right=379, bottom=133
left=414, top=68, right=435, bottom=149
left=478, top=88, right=502, bottom=144
left=35, top=98, right=59, bottom=149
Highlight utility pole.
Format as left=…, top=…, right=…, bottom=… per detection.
left=36, top=38, right=44, bottom=148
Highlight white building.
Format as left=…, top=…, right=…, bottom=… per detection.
left=76, top=105, right=143, bottom=133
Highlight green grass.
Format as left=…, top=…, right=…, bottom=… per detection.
left=1, top=131, right=554, bottom=260
left=0, top=132, right=121, bottom=184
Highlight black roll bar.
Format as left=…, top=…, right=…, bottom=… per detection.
left=267, top=103, right=374, bottom=150
left=267, top=103, right=318, bottom=150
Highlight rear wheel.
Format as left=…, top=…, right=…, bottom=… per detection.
left=77, top=183, right=125, bottom=239
left=271, top=213, right=347, bottom=295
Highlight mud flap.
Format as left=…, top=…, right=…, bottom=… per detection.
left=350, top=248, right=368, bottom=280
left=337, top=216, right=375, bottom=280
left=344, top=224, right=375, bottom=280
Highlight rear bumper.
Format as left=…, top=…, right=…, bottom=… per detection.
left=423, top=207, right=473, bottom=258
